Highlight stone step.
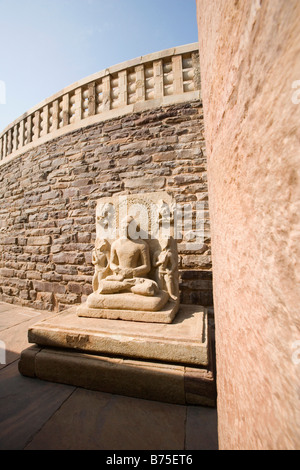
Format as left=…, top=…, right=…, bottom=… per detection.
left=19, top=345, right=216, bottom=407
left=26, top=304, right=209, bottom=366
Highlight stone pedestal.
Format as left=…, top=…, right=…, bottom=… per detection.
left=19, top=304, right=216, bottom=406
left=19, top=192, right=215, bottom=406
left=77, top=298, right=179, bottom=323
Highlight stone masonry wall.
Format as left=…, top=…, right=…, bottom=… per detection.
left=0, top=101, right=211, bottom=312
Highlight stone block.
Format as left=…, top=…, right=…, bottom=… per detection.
left=41, top=191, right=61, bottom=201
left=32, top=280, right=66, bottom=295
left=152, top=151, right=176, bottom=162
left=36, top=292, right=54, bottom=303
left=127, top=154, right=152, bottom=166
left=27, top=236, right=51, bottom=246
left=181, top=254, right=212, bottom=269
left=124, top=176, right=166, bottom=190
left=18, top=345, right=41, bottom=377
left=67, top=283, right=83, bottom=294
left=184, top=367, right=216, bottom=406
left=0, top=237, right=17, bottom=245
left=19, top=348, right=186, bottom=405
left=0, top=268, right=15, bottom=277
left=55, top=293, right=80, bottom=305
left=27, top=304, right=209, bottom=367
left=19, top=344, right=215, bottom=406
left=52, top=252, right=85, bottom=265
left=174, top=174, right=201, bottom=185
left=42, top=272, right=63, bottom=282
left=77, top=298, right=178, bottom=324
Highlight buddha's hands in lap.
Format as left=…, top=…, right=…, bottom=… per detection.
left=106, top=268, right=135, bottom=283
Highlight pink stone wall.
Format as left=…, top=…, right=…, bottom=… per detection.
left=197, top=0, right=300, bottom=450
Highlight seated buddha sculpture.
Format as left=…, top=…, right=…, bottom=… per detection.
left=97, top=215, right=159, bottom=297
left=86, top=215, right=171, bottom=312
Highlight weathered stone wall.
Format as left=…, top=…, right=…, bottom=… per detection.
left=0, top=101, right=212, bottom=311
left=197, top=0, right=300, bottom=450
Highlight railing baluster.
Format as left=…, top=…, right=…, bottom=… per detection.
left=62, top=94, right=69, bottom=127
left=41, top=105, right=49, bottom=136
left=172, top=55, right=184, bottom=95
left=102, top=75, right=111, bottom=111
left=19, top=119, right=25, bottom=148
left=135, top=65, right=145, bottom=102
left=33, top=110, right=40, bottom=140
left=88, top=82, right=96, bottom=116
left=7, top=128, right=12, bottom=155
left=118, top=71, right=127, bottom=107
left=13, top=124, right=18, bottom=151
left=52, top=100, right=59, bottom=131
left=27, top=115, right=33, bottom=144
left=74, top=88, right=82, bottom=121
left=153, top=60, right=164, bottom=99
left=3, top=133, right=7, bottom=159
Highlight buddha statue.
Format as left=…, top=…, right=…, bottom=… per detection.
left=85, top=215, right=178, bottom=314
left=96, top=216, right=159, bottom=297
left=77, top=192, right=180, bottom=322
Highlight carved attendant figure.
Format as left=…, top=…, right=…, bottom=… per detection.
left=153, top=237, right=178, bottom=301
left=92, top=239, right=110, bottom=292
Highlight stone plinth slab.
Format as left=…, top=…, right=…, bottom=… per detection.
left=19, top=345, right=216, bottom=407
left=27, top=304, right=208, bottom=367
left=77, top=298, right=179, bottom=324
left=84, top=291, right=169, bottom=312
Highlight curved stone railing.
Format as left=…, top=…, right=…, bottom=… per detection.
left=0, top=43, right=200, bottom=165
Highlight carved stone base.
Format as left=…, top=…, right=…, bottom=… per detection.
left=25, top=304, right=209, bottom=366
left=85, top=290, right=169, bottom=313
left=18, top=345, right=216, bottom=407
left=78, top=297, right=178, bottom=323
left=18, top=304, right=216, bottom=406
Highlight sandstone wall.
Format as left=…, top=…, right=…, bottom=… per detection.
left=0, top=101, right=212, bottom=311
left=197, top=0, right=300, bottom=450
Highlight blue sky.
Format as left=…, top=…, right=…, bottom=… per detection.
left=0, top=0, right=198, bottom=132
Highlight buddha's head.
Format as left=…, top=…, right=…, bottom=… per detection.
left=119, top=215, right=141, bottom=239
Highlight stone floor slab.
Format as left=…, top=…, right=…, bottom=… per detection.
left=0, top=301, right=218, bottom=450
left=0, top=302, right=16, bottom=314
left=0, top=309, right=41, bottom=331
left=0, top=302, right=52, bottom=335
left=0, top=311, right=57, bottom=370
left=0, top=362, right=75, bottom=450
left=185, top=406, right=218, bottom=450
left=25, top=388, right=187, bottom=450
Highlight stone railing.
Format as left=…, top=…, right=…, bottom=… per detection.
left=0, top=43, right=200, bottom=165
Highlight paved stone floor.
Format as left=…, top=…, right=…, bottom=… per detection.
left=0, top=301, right=218, bottom=450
